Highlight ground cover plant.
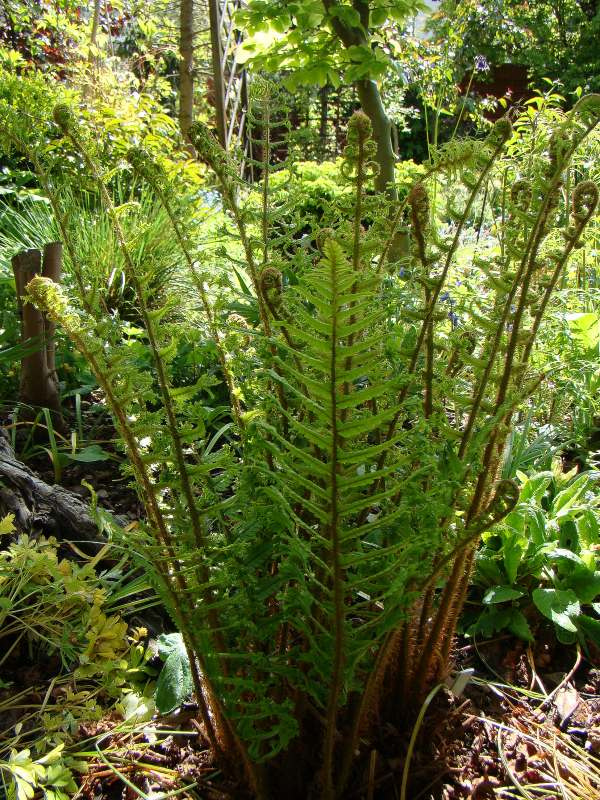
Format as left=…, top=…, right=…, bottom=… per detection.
left=0, top=513, right=161, bottom=800
left=465, top=462, right=600, bottom=646
left=0, top=73, right=594, bottom=799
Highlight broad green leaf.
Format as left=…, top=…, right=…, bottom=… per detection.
left=506, top=609, right=533, bottom=642
left=576, top=510, right=600, bottom=557
left=566, top=312, right=600, bottom=353
left=157, top=632, right=185, bottom=659
left=547, top=547, right=584, bottom=565
left=155, top=634, right=193, bottom=714
left=519, top=472, right=552, bottom=503
left=57, top=445, right=113, bottom=464
left=502, top=533, right=524, bottom=584
left=565, top=567, right=600, bottom=604
left=552, top=473, right=591, bottom=517
left=467, top=607, right=513, bottom=637
left=577, top=614, right=600, bottom=647
left=532, top=588, right=580, bottom=632
left=482, top=585, right=525, bottom=604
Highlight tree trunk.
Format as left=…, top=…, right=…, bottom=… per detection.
left=321, top=0, right=397, bottom=198
left=356, top=79, right=397, bottom=199
left=0, top=429, right=111, bottom=551
left=90, top=0, right=101, bottom=49
left=208, top=0, right=227, bottom=148
left=179, top=0, right=195, bottom=142
left=11, top=247, right=62, bottom=424
left=318, top=84, right=330, bottom=160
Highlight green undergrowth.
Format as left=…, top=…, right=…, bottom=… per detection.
left=0, top=514, right=167, bottom=800
left=464, top=462, right=600, bottom=648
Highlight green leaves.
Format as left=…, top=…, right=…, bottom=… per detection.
left=2, top=744, right=77, bottom=800
left=154, top=633, right=193, bottom=714
left=482, top=585, right=525, bottom=604
left=56, top=444, right=113, bottom=465
left=472, top=466, right=600, bottom=647
left=239, top=0, right=422, bottom=88
left=532, top=588, right=580, bottom=633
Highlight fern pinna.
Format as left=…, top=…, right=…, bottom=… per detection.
left=17, top=86, right=600, bottom=799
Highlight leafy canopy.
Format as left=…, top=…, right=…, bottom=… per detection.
left=238, top=0, right=425, bottom=89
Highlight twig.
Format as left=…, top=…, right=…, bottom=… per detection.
left=527, top=646, right=547, bottom=696
left=537, top=644, right=583, bottom=713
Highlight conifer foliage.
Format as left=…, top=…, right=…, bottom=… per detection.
left=18, top=90, right=600, bottom=799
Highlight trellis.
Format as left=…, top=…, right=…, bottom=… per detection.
left=208, top=0, right=253, bottom=179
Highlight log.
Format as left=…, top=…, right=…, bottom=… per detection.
left=0, top=427, right=123, bottom=553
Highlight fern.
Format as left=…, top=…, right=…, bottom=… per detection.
left=14, top=88, right=600, bottom=800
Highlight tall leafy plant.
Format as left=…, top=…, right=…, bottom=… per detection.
left=11, top=88, right=600, bottom=798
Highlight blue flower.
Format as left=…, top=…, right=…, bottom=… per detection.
left=440, top=291, right=451, bottom=302
left=474, top=55, right=490, bottom=73
left=449, top=311, right=460, bottom=328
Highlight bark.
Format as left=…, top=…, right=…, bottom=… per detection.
left=90, top=0, right=101, bottom=49
left=179, top=0, right=195, bottom=142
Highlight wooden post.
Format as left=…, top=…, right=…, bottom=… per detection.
left=11, top=246, right=62, bottom=424
left=42, top=242, right=62, bottom=382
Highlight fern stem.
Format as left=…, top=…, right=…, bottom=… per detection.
left=54, top=116, right=263, bottom=792
left=322, top=250, right=345, bottom=800
left=28, top=304, right=223, bottom=757
left=438, top=549, right=476, bottom=669
left=360, top=140, right=504, bottom=522
left=62, top=123, right=213, bottom=564
left=261, top=101, right=271, bottom=269
left=341, top=115, right=368, bottom=420
left=466, top=111, right=600, bottom=470
left=338, top=624, right=403, bottom=793
left=412, top=550, right=467, bottom=698
left=520, top=183, right=598, bottom=366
